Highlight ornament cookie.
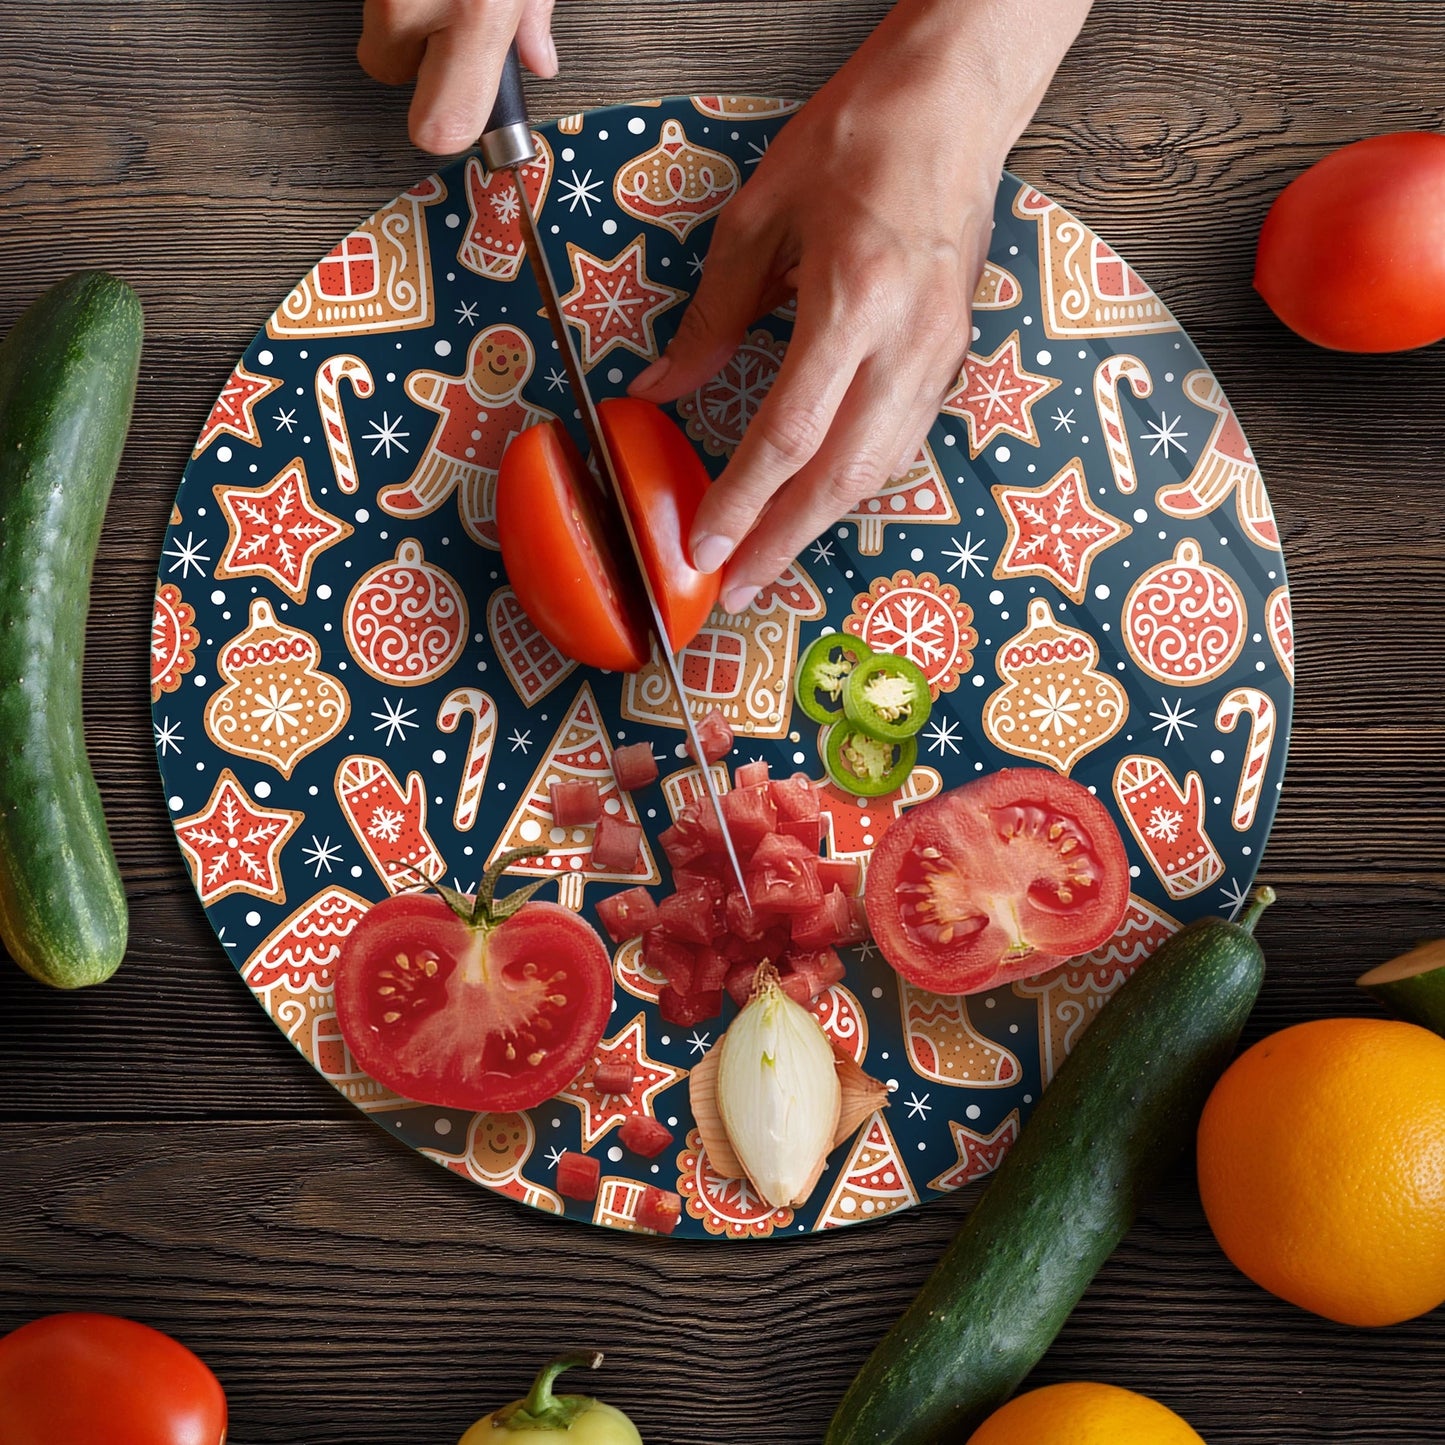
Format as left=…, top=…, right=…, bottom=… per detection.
left=816, top=1111, right=918, bottom=1230
left=335, top=754, right=447, bottom=894
left=984, top=598, right=1129, bottom=774
left=1113, top=754, right=1224, bottom=900
left=677, top=1129, right=795, bottom=1238
left=459, top=140, right=552, bottom=282
left=487, top=585, right=577, bottom=706
left=844, top=571, right=976, bottom=697
left=941, top=331, right=1060, bottom=458
left=1123, top=537, right=1247, bottom=686
left=344, top=539, right=468, bottom=685
left=173, top=769, right=304, bottom=907
left=899, top=980, right=1021, bottom=1087
left=928, top=1112, right=1020, bottom=1193
left=558, top=235, right=684, bottom=369
left=615, top=118, right=739, bottom=241
left=150, top=582, right=198, bottom=702
left=205, top=599, right=350, bottom=779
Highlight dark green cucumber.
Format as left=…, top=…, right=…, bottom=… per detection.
left=0, top=272, right=141, bottom=987
left=827, top=888, right=1275, bottom=1445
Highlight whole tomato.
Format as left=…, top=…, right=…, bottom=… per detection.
left=0, top=1313, right=227, bottom=1445
left=1255, top=131, right=1445, bottom=352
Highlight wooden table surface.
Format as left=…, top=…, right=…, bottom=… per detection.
left=1, top=2, right=1443, bottom=1440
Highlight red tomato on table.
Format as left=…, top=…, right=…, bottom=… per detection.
left=865, top=769, right=1130, bottom=995
left=334, top=892, right=613, bottom=1112
left=0, top=1313, right=227, bottom=1445
left=1255, top=131, right=1445, bottom=352
left=496, top=398, right=720, bottom=671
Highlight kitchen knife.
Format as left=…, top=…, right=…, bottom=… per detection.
left=480, top=52, right=751, bottom=904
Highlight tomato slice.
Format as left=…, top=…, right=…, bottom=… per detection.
left=333, top=893, right=613, bottom=1112
left=496, top=399, right=720, bottom=671
left=865, top=769, right=1130, bottom=995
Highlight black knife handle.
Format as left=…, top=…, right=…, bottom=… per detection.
left=480, top=43, right=536, bottom=171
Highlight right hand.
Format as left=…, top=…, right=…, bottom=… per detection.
left=357, top=0, right=558, bottom=154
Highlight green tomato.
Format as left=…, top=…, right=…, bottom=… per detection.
left=459, top=1354, right=643, bottom=1445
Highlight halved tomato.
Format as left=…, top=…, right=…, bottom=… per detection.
left=865, top=769, right=1130, bottom=995
left=496, top=398, right=720, bottom=671
left=333, top=891, right=612, bottom=1112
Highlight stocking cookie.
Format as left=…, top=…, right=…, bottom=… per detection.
left=983, top=598, right=1128, bottom=774
left=345, top=539, right=468, bottom=685
left=1123, top=537, right=1247, bottom=686
left=1113, top=754, right=1224, bottom=900
left=899, top=980, right=1021, bottom=1087
left=614, top=117, right=740, bottom=241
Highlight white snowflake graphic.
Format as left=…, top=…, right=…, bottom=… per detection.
left=1141, top=412, right=1189, bottom=458
left=686, top=1030, right=712, bottom=1057
left=686, top=251, right=705, bottom=277
left=1219, top=876, right=1249, bottom=919
left=302, top=834, right=342, bottom=877
left=163, top=531, right=212, bottom=580
left=1051, top=406, right=1076, bottom=433
left=942, top=532, right=989, bottom=578
left=508, top=727, right=532, bottom=753
left=924, top=716, right=962, bottom=756
left=490, top=188, right=521, bottom=224
left=273, top=406, right=298, bottom=433
left=372, top=697, right=419, bottom=746
left=1149, top=696, right=1198, bottom=746
left=543, top=366, right=568, bottom=393
left=583, top=276, right=648, bottom=335
left=455, top=299, right=479, bottom=325
left=364, top=412, right=410, bottom=458
left=557, top=167, right=604, bottom=215
left=1028, top=683, right=1081, bottom=737
left=855, top=937, right=878, bottom=964
left=745, top=136, right=770, bottom=166
left=705, top=1172, right=760, bottom=1210
left=904, top=1091, right=932, bottom=1120
left=368, top=806, right=403, bottom=844
left=248, top=683, right=301, bottom=737
left=1145, top=806, right=1183, bottom=844
left=154, top=716, right=184, bottom=757
left=809, top=538, right=835, bottom=566
left=868, top=594, right=950, bottom=669
left=544, top=1145, right=565, bottom=1169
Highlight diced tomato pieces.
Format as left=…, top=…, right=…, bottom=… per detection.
left=658, top=820, right=707, bottom=870
left=595, top=886, right=660, bottom=943
left=611, top=741, right=659, bottom=792
left=790, top=888, right=857, bottom=949
left=637, top=1184, right=683, bottom=1235
left=593, top=1059, right=636, bottom=1096
left=778, top=972, right=813, bottom=1006
left=725, top=961, right=759, bottom=1010
left=693, top=945, right=731, bottom=994
left=746, top=832, right=824, bottom=914
left=673, top=867, right=727, bottom=903
left=817, top=858, right=863, bottom=895
left=642, top=929, right=695, bottom=981
left=657, top=886, right=719, bottom=945
left=550, top=778, right=601, bottom=827
left=787, top=947, right=847, bottom=998
left=591, top=812, right=643, bottom=872
left=721, top=784, right=778, bottom=857
left=724, top=888, right=769, bottom=941
left=849, top=894, right=869, bottom=938
left=556, top=1151, right=601, bottom=1202
left=658, top=985, right=723, bottom=1026
left=770, top=773, right=819, bottom=823
left=688, top=707, right=734, bottom=764
left=780, top=814, right=823, bottom=848
left=734, top=759, right=771, bottom=789
left=618, top=1114, right=675, bottom=1158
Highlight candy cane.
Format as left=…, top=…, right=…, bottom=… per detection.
left=1215, top=687, right=1276, bottom=831
left=315, top=355, right=375, bottom=494
left=437, top=688, right=497, bottom=832
left=1093, top=355, right=1153, bottom=494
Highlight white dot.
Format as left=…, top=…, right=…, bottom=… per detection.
left=601, top=218, right=618, bottom=235
left=628, top=116, right=646, bottom=134
left=988, top=589, right=1004, bottom=605
left=216, top=446, right=232, bottom=463
left=598, top=129, right=609, bottom=140
left=607, top=367, right=624, bottom=384
left=1243, top=845, right=1253, bottom=856
left=257, top=349, right=273, bottom=365
left=561, top=147, right=575, bottom=162
left=432, top=749, right=447, bottom=764
left=245, top=910, right=261, bottom=927
left=316, top=584, right=332, bottom=601
left=910, top=547, right=924, bottom=562
left=351, top=865, right=364, bottom=878
left=1256, top=660, right=1267, bottom=671
left=1211, top=749, right=1226, bottom=764
left=1093, top=584, right=1111, bottom=601
left=354, top=508, right=369, bottom=523
left=871, top=986, right=884, bottom=999
left=792, top=751, right=806, bottom=764
left=971, top=325, right=981, bottom=341
left=434, top=1118, right=452, bottom=1136
left=1158, top=530, right=1168, bottom=540
left=1165, top=371, right=1175, bottom=382
left=1133, top=508, right=1148, bottom=523
left=1036, top=349, right=1052, bottom=366
left=434, top=339, right=452, bottom=357
left=210, top=589, right=225, bottom=605
left=607, top=1146, right=623, bottom=1162
left=445, top=213, right=461, bottom=228
left=995, top=446, right=1011, bottom=463
left=1129, top=864, right=1141, bottom=877
left=520, top=819, right=543, bottom=842
left=972, top=674, right=985, bottom=687
left=168, top=795, right=184, bottom=811
left=965, top=1104, right=982, bottom=1120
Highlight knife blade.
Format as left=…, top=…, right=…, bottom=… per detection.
left=480, top=54, right=751, bottom=904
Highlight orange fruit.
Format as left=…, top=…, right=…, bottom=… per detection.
left=1197, top=1017, right=1445, bottom=1326
left=965, top=1382, right=1205, bottom=1444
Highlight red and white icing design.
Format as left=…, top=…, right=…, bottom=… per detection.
left=335, top=754, right=447, bottom=894
left=344, top=539, right=468, bottom=685
left=1123, top=537, right=1247, bottom=686
left=1267, top=585, right=1294, bottom=684
left=205, top=599, right=350, bottom=779
left=991, top=457, right=1132, bottom=603
left=621, top=565, right=826, bottom=739
left=174, top=769, right=303, bottom=907
left=928, top=1111, right=1021, bottom=1193
left=614, top=936, right=664, bottom=1004
left=675, top=327, right=786, bottom=457
left=898, top=980, right=1021, bottom=1088
left=614, top=118, right=740, bottom=241
left=150, top=582, right=198, bottom=702
left=379, top=325, right=557, bottom=549
left=984, top=598, right=1129, bottom=774
left=1092, top=354, right=1153, bottom=494
left=808, top=984, right=869, bottom=1064
left=314, top=355, right=375, bottom=495
left=1156, top=370, right=1279, bottom=551
left=490, top=683, right=660, bottom=911
left=559, top=1011, right=687, bottom=1151
left=818, top=767, right=942, bottom=877
left=1215, top=687, right=1277, bottom=831
left=487, top=586, right=578, bottom=707
left=558, top=235, right=684, bottom=369
left=424, top=1111, right=563, bottom=1216
left=941, top=331, right=1060, bottom=458
left=435, top=688, right=498, bottom=832
left=844, top=444, right=961, bottom=557
left=817, top=1111, right=918, bottom=1230
left=676, top=1129, right=795, bottom=1239
left=1015, top=894, right=1180, bottom=1084
left=689, top=95, right=800, bottom=120
left=242, top=885, right=372, bottom=995
left=458, top=140, right=552, bottom=282
left=844, top=571, right=976, bottom=698
left=1113, top=754, right=1224, bottom=900
left=660, top=762, right=730, bottom=824
left=973, top=261, right=1022, bottom=310
left=192, top=361, right=281, bottom=456
left=213, top=458, right=353, bottom=604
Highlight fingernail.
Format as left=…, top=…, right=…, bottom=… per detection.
left=721, top=584, right=759, bottom=615
left=629, top=355, right=670, bottom=397
left=692, top=533, right=734, bottom=573
left=544, top=34, right=559, bottom=74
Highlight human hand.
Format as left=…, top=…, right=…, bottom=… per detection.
left=357, top=0, right=557, bottom=154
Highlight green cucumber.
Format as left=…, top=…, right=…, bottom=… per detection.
left=0, top=272, right=141, bottom=987
left=826, top=888, right=1275, bottom=1445
left=1358, top=939, right=1445, bottom=1036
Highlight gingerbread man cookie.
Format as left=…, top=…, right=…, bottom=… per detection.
left=1123, top=537, right=1247, bottom=686
left=344, top=539, right=468, bottom=686
left=426, top=1111, right=563, bottom=1215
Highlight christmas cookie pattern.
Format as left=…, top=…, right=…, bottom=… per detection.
left=174, top=769, right=303, bottom=907
left=844, top=444, right=961, bottom=556
left=459, top=141, right=552, bottom=282
left=1267, top=586, right=1295, bottom=683
left=150, top=583, right=198, bottom=701
left=205, top=599, right=350, bottom=778
left=193, top=361, right=281, bottom=457
left=488, top=586, right=578, bottom=706
left=558, top=235, right=684, bottom=369
left=1113, top=755, right=1224, bottom=900
left=690, top=95, right=799, bottom=119
left=810, top=984, right=869, bottom=1065
left=426, top=1111, right=563, bottom=1215
left=1215, top=687, right=1277, bottom=831
left=844, top=571, right=976, bottom=697
left=675, top=327, right=786, bottom=457
left=1092, top=355, right=1153, bottom=494
left=435, top=688, right=497, bottom=832
left=984, top=599, right=1128, bottom=773
left=677, top=1128, right=795, bottom=1238
left=344, top=539, right=468, bottom=685
left=1123, top=538, right=1247, bottom=686
left=335, top=754, right=447, bottom=894
left=973, top=261, right=1022, bottom=310
left=928, top=1111, right=1020, bottom=1193
left=817, top=1111, right=918, bottom=1230
left=314, top=354, right=374, bottom=495
left=558, top=1012, right=687, bottom=1151
left=899, top=981, right=1021, bottom=1088
left=942, top=331, right=1060, bottom=457
left=614, top=118, right=740, bottom=241
left=819, top=767, right=943, bottom=876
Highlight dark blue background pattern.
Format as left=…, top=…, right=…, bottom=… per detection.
left=152, top=97, right=1291, bottom=1239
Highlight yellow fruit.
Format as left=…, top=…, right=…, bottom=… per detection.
left=965, top=1382, right=1205, bottom=1444
left=1197, top=1017, right=1445, bottom=1327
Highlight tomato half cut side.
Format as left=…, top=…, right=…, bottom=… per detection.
left=865, top=769, right=1131, bottom=995
left=334, top=893, right=613, bottom=1112
left=495, top=419, right=648, bottom=670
